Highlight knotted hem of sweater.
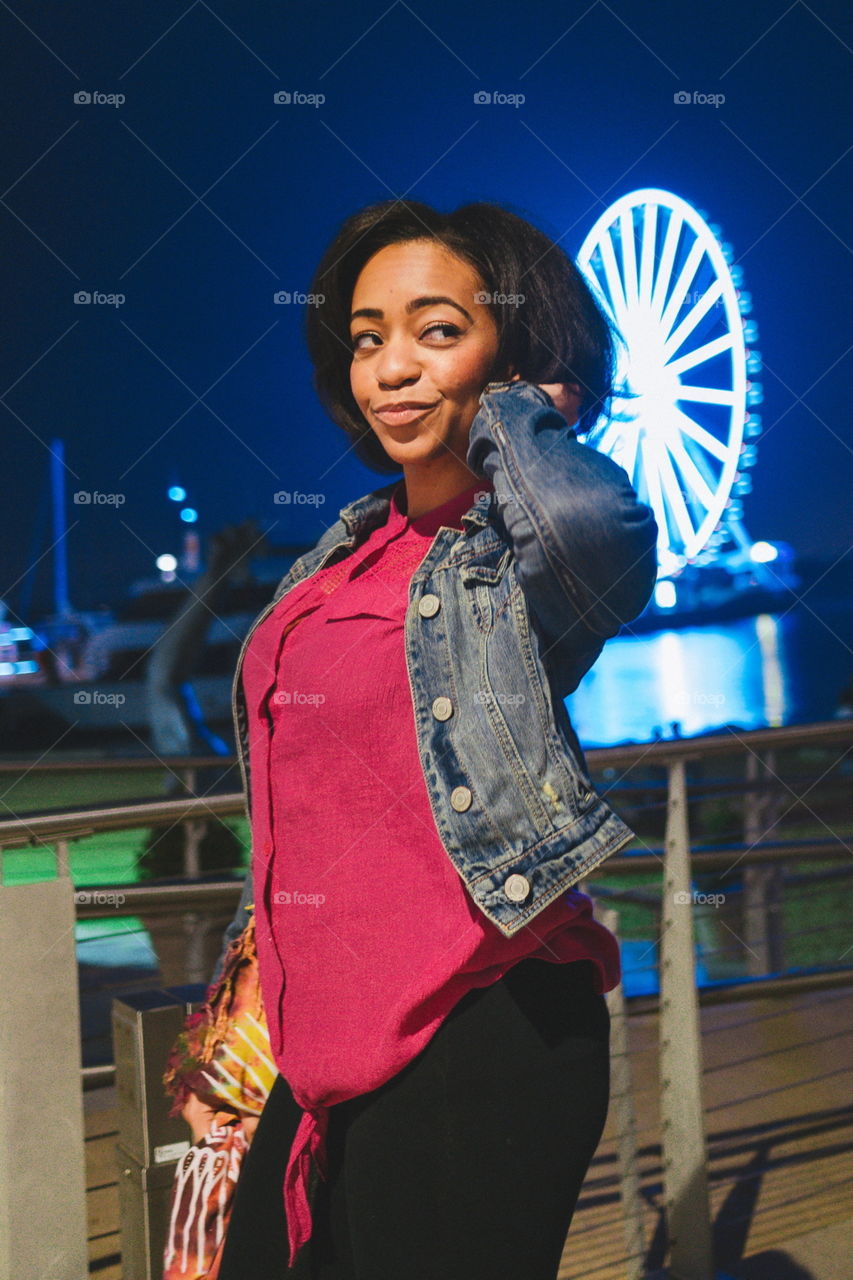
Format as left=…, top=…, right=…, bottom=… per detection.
left=283, top=1101, right=330, bottom=1270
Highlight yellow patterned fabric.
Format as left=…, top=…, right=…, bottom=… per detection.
left=163, top=907, right=277, bottom=1119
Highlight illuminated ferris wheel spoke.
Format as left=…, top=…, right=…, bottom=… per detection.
left=599, top=419, right=641, bottom=484
left=659, top=237, right=706, bottom=337
left=661, top=420, right=716, bottom=511
left=638, top=202, right=658, bottom=305
left=597, top=233, right=629, bottom=326
left=619, top=209, right=640, bottom=308
left=640, top=434, right=669, bottom=549
left=650, top=208, right=683, bottom=319
left=667, top=331, right=734, bottom=378
left=595, top=420, right=624, bottom=457
left=664, top=278, right=724, bottom=360
left=578, top=189, right=758, bottom=572
left=620, top=424, right=641, bottom=483
left=671, top=407, right=730, bottom=462
left=676, top=384, right=737, bottom=407
left=656, top=441, right=698, bottom=547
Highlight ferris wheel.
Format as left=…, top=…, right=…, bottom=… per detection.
left=576, top=188, right=763, bottom=582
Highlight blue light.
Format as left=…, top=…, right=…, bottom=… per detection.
left=750, top=541, right=778, bottom=563
left=654, top=580, right=677, bottom=608
left=168, top=486, right=187, bottom=502
left=0, top=661, right=39, bottom=677
left=180, top=508, right=198, bottom=523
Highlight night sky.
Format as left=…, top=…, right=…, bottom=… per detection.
left=3, top=0, right=851, bottom=616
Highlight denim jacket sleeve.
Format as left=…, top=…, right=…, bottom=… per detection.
left=466, top=380, right=658, bottom=643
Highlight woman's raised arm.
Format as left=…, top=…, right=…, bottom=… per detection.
left=466, top=379, right=658, bottom=645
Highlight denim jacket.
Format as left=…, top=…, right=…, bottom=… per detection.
left=214, top=379, right=658, bottom=978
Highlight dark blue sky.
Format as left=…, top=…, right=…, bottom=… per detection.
left=3, top=0, right=851, bottom=614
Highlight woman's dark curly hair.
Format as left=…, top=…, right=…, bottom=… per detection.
left=304, top=198, right=620, bottom=475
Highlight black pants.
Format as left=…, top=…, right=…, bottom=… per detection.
left=217, top=957, right=611, bottom=1280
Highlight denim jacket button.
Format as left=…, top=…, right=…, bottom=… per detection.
left=418, top=593, right=440, bottom=618
left=504, top=873, right=531, bottom=903
left=432, top=696, right=453, bottom=721
left=450, top=785, right=472, bottom=811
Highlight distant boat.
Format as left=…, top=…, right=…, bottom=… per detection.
left=0, top=565, right=304, bottom=740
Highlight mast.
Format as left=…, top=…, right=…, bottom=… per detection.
left=50, top=438, right=71, bottom=617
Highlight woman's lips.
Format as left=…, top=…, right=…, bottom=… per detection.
left=372, top=403, right=439, bottom=426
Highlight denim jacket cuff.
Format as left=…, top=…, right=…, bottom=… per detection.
left=479, top=379, right=555, bottom=409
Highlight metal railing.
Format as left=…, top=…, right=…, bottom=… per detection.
left=0, top=720, right=851, bottom=1279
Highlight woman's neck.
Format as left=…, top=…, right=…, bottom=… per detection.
left=400, top=458, right=483, bottom=519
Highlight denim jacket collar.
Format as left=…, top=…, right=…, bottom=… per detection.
left=336, top=476, right=495, bottom=541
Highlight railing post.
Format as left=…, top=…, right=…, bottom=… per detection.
left=660, top=757, right=714, bottom=1280
left=181, top=817, right=205, bottom=878
left=743, top=750, right=785, bottom=974
left=599, top=905, right=646, bottom=1280
left=0, top=845, right=88, bottom=1279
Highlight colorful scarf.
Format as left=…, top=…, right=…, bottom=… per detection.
left=162, top=907, right=277, bottom=1278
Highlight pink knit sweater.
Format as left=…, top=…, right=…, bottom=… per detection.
left=241, top=475, right=620, bottom=1268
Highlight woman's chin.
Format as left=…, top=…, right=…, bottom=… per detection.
left=373, top=431, right=450, bottom=466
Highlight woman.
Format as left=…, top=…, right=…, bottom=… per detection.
left=216, top=198, right=658, bottom=1279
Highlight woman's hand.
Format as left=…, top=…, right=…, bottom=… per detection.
left=181, top=1090, right=261, bottom=1145
left=239, top=1115, right=260, bottom=1141
left=181, top=1090, right=219, bottom=1142
left=508, top=373, right=582, bottom=427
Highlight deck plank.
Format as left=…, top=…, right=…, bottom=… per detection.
left=86, top=987, right=853, bottom=1278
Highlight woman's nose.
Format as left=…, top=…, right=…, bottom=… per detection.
left=373, top=341, right=422, bottom=388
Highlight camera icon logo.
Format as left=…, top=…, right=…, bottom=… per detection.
left=74, top=91, right=92, bottom=104
left=273, top=291, right=291, bottom=304
left=673, top=91, right=691, bottom=104
left=273, top=91, right=291, bottom=104
left=73, top=491, right=91, bottom=504
left=473, top=91, right=491, bottom=105
left=73, top=691, right=92, bottom=705
left=74, top=291, right=92, bottom=304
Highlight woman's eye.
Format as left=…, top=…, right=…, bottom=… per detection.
left=422, top=322, right=461, bottom=341
left=350, top=322, right=462, bottom=352
left=351, top=331, right=379, bottom=351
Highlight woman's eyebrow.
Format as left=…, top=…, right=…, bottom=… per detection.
left=350, top=295, right=473, bottom=324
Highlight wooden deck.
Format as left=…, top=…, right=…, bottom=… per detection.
left=86, top=985, right=853, bottom=1279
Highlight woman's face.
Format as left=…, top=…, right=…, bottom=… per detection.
left=348, top=240, right=505, bottom=469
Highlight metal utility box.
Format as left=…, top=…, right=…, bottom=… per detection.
left=112, top=985, right=206, bottom=1279
left=116, top=1146, right=178, bottom=1280
left=112, top=989, right=194, bottom=1167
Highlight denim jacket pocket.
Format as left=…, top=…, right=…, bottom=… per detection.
left=459, top=546, right=512, bottom=633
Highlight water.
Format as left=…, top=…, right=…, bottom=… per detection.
left=567, top=603, right=853, bottom=745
